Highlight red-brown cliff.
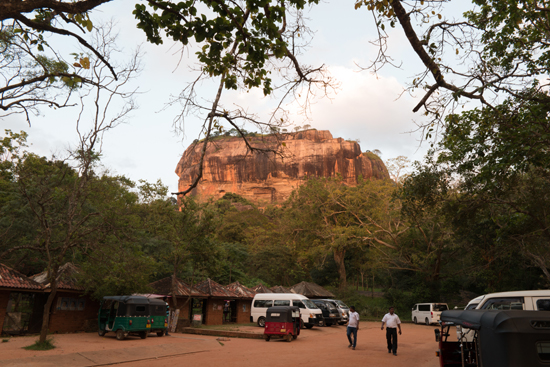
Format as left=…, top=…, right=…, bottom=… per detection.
left=175, top=130, right=389, bottom=204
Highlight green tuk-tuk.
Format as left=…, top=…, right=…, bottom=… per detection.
left=98, top=296, right=167, bottom=340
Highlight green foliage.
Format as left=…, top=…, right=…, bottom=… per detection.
left=133, top=0, right=320, bottom=96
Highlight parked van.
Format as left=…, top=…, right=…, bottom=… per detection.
left=411, top=303, right=449, bottom=325
left=251, top=293, right=323, bottom=328
left=465, top=290, right=550, bottom=311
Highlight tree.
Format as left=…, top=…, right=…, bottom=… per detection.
left=133, top=0, right=334, bottom=196
left=0, top=25, right=139, bottom=342
left=354, top=0, right=550, bottom=137
left=1, top=0, right=119, bottom=121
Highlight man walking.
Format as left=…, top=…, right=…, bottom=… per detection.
left=381, top=306, right=402, bottom=356
left=346, top=306, right=360, bottom=350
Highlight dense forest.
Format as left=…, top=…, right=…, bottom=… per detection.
left=1, top=126, right=548, bottom=319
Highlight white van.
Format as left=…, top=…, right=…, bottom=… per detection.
left=466, top=290, right=550, bottom=311
left=251, top=293, right=323, bottom=328
left=411, top=303, right=449, bottom=325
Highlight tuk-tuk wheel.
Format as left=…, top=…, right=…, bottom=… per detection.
left=157, top=331, right=164, bottom=337
left=413, top=317, right=417, bottom=324
left=264, top=335, right=270, bottom=342
left=139, top=331, right=148, bottom=339
left=425, top=318, right=430, bottom=326
left=285, top=334, right=292, bottom=342
left=116, top=330, right=126, bottom=340
left=98, top=329, right=106, bottom=337
left=292, top=334, right=297, bottom=340
left=258, top=317, right=266, bottom=327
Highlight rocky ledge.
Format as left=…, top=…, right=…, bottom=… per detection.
left=175, top=130, right=389, bottom=204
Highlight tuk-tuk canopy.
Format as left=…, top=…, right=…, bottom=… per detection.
left=101, top=296, right=167, bottom=317
left=441, top=310, right=550, bottom=367
left=266, top=306, right=300, bottom=323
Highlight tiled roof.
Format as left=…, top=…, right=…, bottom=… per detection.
left=290, top=281, right=335, bottom=298
left=195, top=278, right=239, bottom=298
left=226, top=281, right=256, bottom=299
left=252, top=284, right=273, bottom=293
left=0, top=263, right=43, bottom=290
left=270, top=285, right=292, bottom=293
left=149, top=276, right=208, bottom=297
left=31, top=263, right=84, bottom=291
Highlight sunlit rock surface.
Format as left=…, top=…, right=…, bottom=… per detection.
left=175, top=130, right=389, bottom=204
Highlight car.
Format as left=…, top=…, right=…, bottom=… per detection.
left=411, top=303, right=449, bottom=325
left=311, top=299, right=341, bottom=326
left=251, top=293, right=323, bottom=328
left=322, top=299, right=349, bottom=325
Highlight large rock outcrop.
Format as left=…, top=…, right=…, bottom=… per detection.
left=175, top=130, right=389, bottom=204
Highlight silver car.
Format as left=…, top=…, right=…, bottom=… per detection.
left=323, top=299, right=350, bottom=325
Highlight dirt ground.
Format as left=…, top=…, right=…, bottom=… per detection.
left=0, top=322, right=441, bottom=367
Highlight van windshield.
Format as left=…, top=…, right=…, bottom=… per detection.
left=303, top=300, right=318, bottom=309
left=334, top=300, right=349, bottom=308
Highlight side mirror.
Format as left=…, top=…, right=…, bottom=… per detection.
left=434, top=328, right=441, bottom=342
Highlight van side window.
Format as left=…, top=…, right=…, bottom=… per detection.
left=274, top=300, right=290, bottom=306
left=254, top=300, right=272, bottom=308
left=419, top=305, right=430, bottom=312
left=293, top=300, right=306, bottom=309
left=537, top=299, right=550, bottom=311
left=482, top=297, right=524, bottom=310
left=434, top=304, right=448, bottom=311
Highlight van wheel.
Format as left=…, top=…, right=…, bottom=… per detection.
left=425, top=318, right=430, bottom=325
left=116, top=330, right=126, bottom=340
left=258, top=317, right=266, bottom=327
left=413, top=317, right=417, bottom=324
left=139, top=331, right=148, bottom=339
left=300, top=320, right=304, bottom=329
left=98, top=329, right=106, bottom=337
left=305, top=324, right=313, bottom=329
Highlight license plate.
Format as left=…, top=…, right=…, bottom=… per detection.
left=280, top=329, right=286, bottom=332
left=146, top=324, right=151, bottom=328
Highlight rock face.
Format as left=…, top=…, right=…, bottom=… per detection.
left=175, top=130, right=390, bottom=204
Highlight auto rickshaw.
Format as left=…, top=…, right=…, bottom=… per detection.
left=98, top=296, right=168, bottom=340
left=435, top=310, right=550, bottom=367
left=264, top=306, right=301, bottom=342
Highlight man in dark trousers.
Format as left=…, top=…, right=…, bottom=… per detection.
left=381, top=306, right=402, bottom=355
left=346, top=306, right=360, bottom=350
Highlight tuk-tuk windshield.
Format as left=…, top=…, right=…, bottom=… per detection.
left=303, top=299, right=318, bottom=309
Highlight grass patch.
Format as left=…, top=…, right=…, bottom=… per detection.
left=23, top=338, right=55, bottom=351
left=2, top=338, right=9, bottom=343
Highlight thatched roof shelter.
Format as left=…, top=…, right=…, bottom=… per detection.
left=270, top=285, right=292, bottom=293
left=149, top=276, right=208, bottom=298
left=252, top=284, right=273, bottom=293
left=226, top=281, right=256, bottom=299
left=290, top=281, right=335, bottom=299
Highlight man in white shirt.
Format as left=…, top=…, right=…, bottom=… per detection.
left=347, top=306, right=360, bottom=350
left=381, top=306, right=402, bottom=356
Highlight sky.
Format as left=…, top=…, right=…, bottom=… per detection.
left=2, top=1, right=468, bottom=194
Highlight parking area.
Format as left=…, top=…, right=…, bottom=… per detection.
left=0, top=322, right=440, bottom=367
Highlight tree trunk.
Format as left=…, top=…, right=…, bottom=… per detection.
left=333, top=249, right=347, bottom=290
left=39, top=268, right=59, bottom=343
